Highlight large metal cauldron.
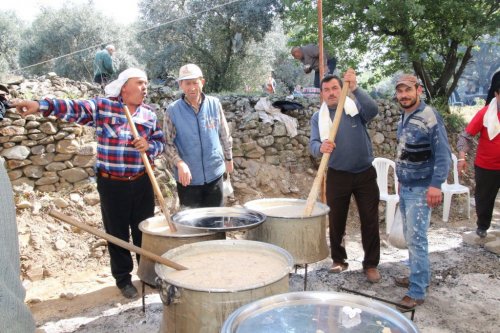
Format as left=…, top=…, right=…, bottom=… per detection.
left=155, top=240, right=294, bottom=333
left=222, top=291, right=420, bottom=333
left=137, top=216, right=224, bottom=286
left=244, top=198, right=330, bottom=265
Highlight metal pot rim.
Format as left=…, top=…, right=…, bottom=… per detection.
left=221, top=291, right=420, bottom=333
left=155, top=240, right=294, bottom=292
left=172, top=207, right=266, bottom=232
left=139, top=216, right=217, bottom=237
left=244, top=198, right=330, bottom=219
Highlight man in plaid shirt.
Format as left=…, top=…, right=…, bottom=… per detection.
left=13, top=68, right=164, bottom=299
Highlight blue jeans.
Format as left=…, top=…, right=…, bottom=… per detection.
left=399, top=185, right=431, bottom=300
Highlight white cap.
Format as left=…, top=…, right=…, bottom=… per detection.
left=177, top=64, right=203, bottom=81
left=104, top=68, right=147, bottom=97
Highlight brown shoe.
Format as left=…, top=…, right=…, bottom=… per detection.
left=393, top=276, right=409, bottom=288
left=397, top=296, right=424, bottom=310
left=329, top=262, right=348, bottom=273
left=364, top=268, right=381, bottom=283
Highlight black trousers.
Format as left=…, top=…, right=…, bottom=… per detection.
left=475, top=165, right=500, bottom=231
left=97, top=174, right=154, bottom=288
left=326, top=166, right=380, bottom=268
left=177, top=175, right=224, bottom=208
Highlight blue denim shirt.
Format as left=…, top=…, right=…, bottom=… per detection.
left=396, top=102, right=451, bottom=188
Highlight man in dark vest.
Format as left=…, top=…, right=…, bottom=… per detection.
left=163, top=64, right=233, bottom=207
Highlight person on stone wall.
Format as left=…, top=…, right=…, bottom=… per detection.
left=93, top=45, right=117, bottom=86
left=163, top=64, right=233, bottom=208
left=394, top=74, right=451, bottom=310
left=291, top=44, right=337, bottom=88
left=457, top=74, right=500, bottom=238
left=11, top=68, right=164, bottom=299
left=309, top=69, right=381, bottom=283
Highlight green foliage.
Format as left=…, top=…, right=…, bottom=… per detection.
left=137, top=0, right=283, bottom=92
left=18, top=3, right=138, bottom=81
left=272, top=51, right=312, bottom=93
left=283, top=0, right=500, bottom=106
left=0, top=11, right=23, bottom=74
left=441, top=111, right=467, bottom=134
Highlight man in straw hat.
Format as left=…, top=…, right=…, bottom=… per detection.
left=394, top=73, right=451, bottom=310
left=164, top=64, right=233, bottom=208
left=12, top=68, right=165, bottom=299
left=309, top=69, right=381, bottom=283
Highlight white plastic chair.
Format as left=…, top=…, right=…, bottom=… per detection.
left=441, top=153, right=470, bottom=222
left=372, top=157, right=399, bottom=234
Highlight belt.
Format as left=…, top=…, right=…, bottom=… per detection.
left=98, top=170, right=146, bottom=181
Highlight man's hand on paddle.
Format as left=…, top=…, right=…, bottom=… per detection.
left=320, top=139, right=336, bottom=154
left=343, top=68, right=358, bottom=92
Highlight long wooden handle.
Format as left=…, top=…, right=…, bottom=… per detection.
left=49, top=210, right=187, bottom=271
left=122, top=104, right=177, bottom=233
left=304, top=83, right=350, bottom=216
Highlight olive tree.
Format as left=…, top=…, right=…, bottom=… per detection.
left=19, top=3, right=138, bottom=81
left=0, top=11, right=23, bottom=75
left=283, top=0, right=500, bottom=108
left=137, top=0, right=283, bottom=92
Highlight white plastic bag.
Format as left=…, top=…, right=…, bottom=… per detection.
left=223, top=174, right=233, bottom=197
left=388, top=206, right=407, bottom=249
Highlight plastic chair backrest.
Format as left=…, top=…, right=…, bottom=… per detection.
left=451, top=153, right=459, bottom=185
left=372, top=157, right=398, bottom=195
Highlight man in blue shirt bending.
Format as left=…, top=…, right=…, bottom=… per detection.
left=309, top=69, right=381, bottom=283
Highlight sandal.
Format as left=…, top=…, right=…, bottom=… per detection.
left=397, top=295, right=424, bottom=310
left=329, top=262, right=348, bottom=273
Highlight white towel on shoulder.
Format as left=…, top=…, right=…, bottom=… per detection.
left=319, top=96, right=359, bottom=141
left=483, top=97, right=500, bottom=140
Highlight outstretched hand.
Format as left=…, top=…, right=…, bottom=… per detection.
left=11, top=99, right=40, bottom=117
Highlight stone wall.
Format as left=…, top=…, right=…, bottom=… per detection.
left=216, top=96, right=400, bottom=172
left=1, top=74, right=401, bottom=192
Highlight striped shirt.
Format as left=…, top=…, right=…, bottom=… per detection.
left=39, top=97, right=165, bottom=177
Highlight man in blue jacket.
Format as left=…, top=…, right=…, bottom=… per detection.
left=394, top=74, right=451, bottom=309
left=164, top=64, right=233, bottom=207
left=309, top=69, right=381, bottom=283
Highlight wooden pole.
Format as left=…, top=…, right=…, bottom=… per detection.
left=49, top=210, right=187, bottom=270
left=317, top=0, right=328, bottom=205
left=304, top=83, right=350, bottom=216
left=318, top=0, right=325, bottom=82
left=122, top=104, right=177, bottom=233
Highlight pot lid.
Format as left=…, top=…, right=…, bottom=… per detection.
left=172, top=207, right=266, bottom=232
